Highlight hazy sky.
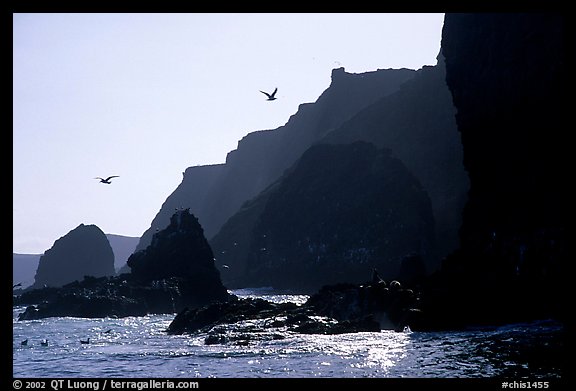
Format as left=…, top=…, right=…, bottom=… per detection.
left=13, top=13, right=445, bottom=254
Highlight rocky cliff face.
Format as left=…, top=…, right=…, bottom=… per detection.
left=422, top=13, right=567, bottom=327
left=213, top=142, right=435, bottom=291
left=212, top=59, right=467, bottom=287
left=32, top=224, right=115, bottom=288
left=128, top=209, right=229, bottom=307
left=323, top=59, right=468, bottom=271
left=135, top=68, right=416, bottom=252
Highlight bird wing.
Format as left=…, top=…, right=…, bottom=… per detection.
left=260, top=90, right=271, bottom=98
left=94, top=177, right=104, bottom=181
left=104, top=176, right=119, bottom=181
left=270, top=87, right=278, bottom=98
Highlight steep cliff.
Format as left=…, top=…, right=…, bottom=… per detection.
left=323, top=59, right=468, bottom=270
left=135, top=68, right=416, bottom=252
left=212, top=60, right=467, bottom=286
left=213, top=142, right=435, bottom=291
left=421, top=13, right=568, bottom=327
left=32, top=224, right=115, bottom=288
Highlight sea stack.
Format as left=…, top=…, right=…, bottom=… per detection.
left=128, top=209, right=229, bottom=308
left=33, top=224, right=115, bottom=288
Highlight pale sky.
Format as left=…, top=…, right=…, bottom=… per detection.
left=13, top=13, right=445, bottom=254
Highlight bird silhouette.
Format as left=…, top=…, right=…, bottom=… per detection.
left=95, top=176, right=119, bottom=184
left=260, top=88, right=278, bottom=101
left=21, top=339, right=28, bottom=346
left=40, top=339, right=48, bottom=346
left=80, top=338, right=90, bottom=344
left=13, top=282, right=22, bottom=288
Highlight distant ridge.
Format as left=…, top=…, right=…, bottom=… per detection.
left=105, top=234, right=139, bottom=272
left=12, top=253, right=41, bottom=289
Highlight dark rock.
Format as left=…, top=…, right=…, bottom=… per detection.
left=32, top=224, right=115, bottom=288
left=204, top=333, right=228, bottom=345
left=270, top=319, right=285, bottom=328
left=127, top=209, right=229, bottom=308
left=167, top=278, right=422, bottom=337
left=397, top=254, right=427, bottom=287
left=285, top=313, right=311, bottom=326
left=13, top=286, right=60, bottom=306
left=416, top=13, right=568, bottom=330
left=304, top=280, right=419, bottom=330
left=225, top=332, right=285, bottom=346
left=18, top=305, right=40, bottom=320
left=213, top=142, right=435, bottom=291
left=15, top=274, right=174, bottom=320
left=293, top=315, right=380, bottom=335
left=167, top=297, right=296, bottom=335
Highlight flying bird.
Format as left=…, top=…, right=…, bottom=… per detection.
left=260, top=88, right=278, bottom=101
left=95, top=176, right=119, bottom=184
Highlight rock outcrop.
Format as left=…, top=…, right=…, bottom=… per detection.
left=136, top=163, right=225, bottom=251
left=32, top=224, right=115, bottom=288
left=212, top=142, right=435, bottom=291
left=127, top=209, right=229, bottom=308
left=167, top=277, right=420, bottom=340
left=15, top=275, right=199, bottom=320
left=135, top=68, right=417, bottom=252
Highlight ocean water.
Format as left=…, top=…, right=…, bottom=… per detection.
left=13, top=289, right=564, bottom=378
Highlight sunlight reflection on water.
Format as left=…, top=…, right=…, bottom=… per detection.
left=13, top=292, right=563, bottom=378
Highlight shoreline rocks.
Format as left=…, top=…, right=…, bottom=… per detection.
left=14, top=209, right=231, bottom=321
left=166, top=278, right=423, bottom=341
